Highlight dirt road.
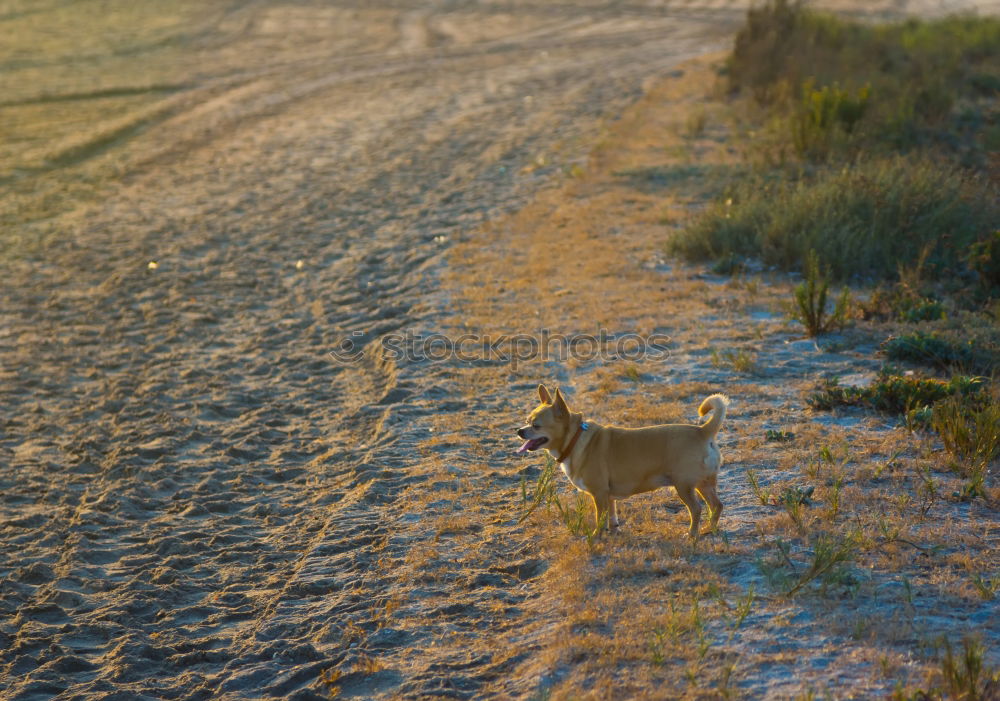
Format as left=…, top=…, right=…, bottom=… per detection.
left=1, top=1, right=995, bottom=699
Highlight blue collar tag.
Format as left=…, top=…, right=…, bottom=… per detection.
left=581, top=422, right=589, bottom=431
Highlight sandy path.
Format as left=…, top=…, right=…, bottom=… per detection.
left=1, top=1, right=996, bottom=700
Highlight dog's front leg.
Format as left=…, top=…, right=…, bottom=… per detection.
left=589, top=490, right=612, bottom=535
left=609, top=499, right=620, bottom=530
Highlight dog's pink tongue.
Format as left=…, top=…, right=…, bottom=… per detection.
left=517, top=440, right=532, bottom=454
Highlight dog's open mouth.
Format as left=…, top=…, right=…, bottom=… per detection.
left=516, top=437, right=548, bottom=454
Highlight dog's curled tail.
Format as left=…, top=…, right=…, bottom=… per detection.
left=698, top=394, right=729, bottom=437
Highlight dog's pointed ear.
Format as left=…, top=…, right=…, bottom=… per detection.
left=538, top=384, right=552, bottom=404
left=552, top=388, right=569, bottom=417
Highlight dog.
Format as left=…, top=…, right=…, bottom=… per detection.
left=516, top=384, right=728, bottom=538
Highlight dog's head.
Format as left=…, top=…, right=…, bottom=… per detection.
left=516, top=384, right=571, bottom=454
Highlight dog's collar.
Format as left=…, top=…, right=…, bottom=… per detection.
left=557, top=421, right=589, bottom=464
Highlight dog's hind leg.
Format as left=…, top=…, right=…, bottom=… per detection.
left=696, top=475, right=723, bottom=531
left=675, top=484, right=702, bottom=539
left=609, top=499, right=620, bottom=530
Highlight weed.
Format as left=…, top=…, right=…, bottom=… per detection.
left=968, top=230, right=1000, bottom=291
left=684, top=109, right=708, bottom=138
left=765, top=429, right=795, bottom=442
left=519, top=458, right=613, bottom=538
left=781, top=485, right=814, bottom=532
left=940, top=636, right=996, bottom=701
left=352, top=655, right=385, bottom=675
left=826, top=475, right=843, bottom=522
left=860, top=283, right=945, bottom=323
left=747, top=469, right=772, bottom=505
left=730, top=584, right=755, bottom=637
left=970, top=573, right=999, bottom=601
left=892, top=636, right=1000, bottom=700
left=711, top=348, right=759, bottom=373
left=649, top=628, right=668, bottom=666
left=930, top=394, right=1000, bottom=474
left=783, top=493, right=805, bottom=532
left=624, top=364, right=642, bottom=383
left=916, top=465, right=940, bottom=518
left=783, top=484, right=815, bottom=506
left=792, top=250, right=851, bottom=336
left=785, top=530, right=859, bottom=597
left=758, top=537, right=796, bottom=590
left=519, top=457, right=558, bottom=523
left=719, top=660, right=738, bottom=700
left=319, top=668, right=342, bottom=697
left=899, top=298, right=947, bottom=323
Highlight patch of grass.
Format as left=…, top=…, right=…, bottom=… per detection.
left=930, top=393, right=1000, bottom=499
left=765, top=429, right=794, bottom=442
left=728, top=1, right=1000, bottom=161
left=884, top=318, right=1000, bottom=375
left=883, top=331, right=976, bottom=370
left=673, top=2, right=1000, bottom=282
left=671, top=158, right=998, bottom=282
left=520, top=456, right=609, bottom=540
left=970, top=573, right=999, bottom=601
left=319, top=668, right=342, bottom=697
left=784, top=530, right=860, bottom=597
left=880, top=328, right=1000, bottom=377
left=859, top=281, right=946, bottom=323
left=711, top=347, right=758, bottom=373
left=684, top=109, right=708, bottom=138
left=791, top=80, right=870, bottom=161
left=807, top=369, right=985, bottom=415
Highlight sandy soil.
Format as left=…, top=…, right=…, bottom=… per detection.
left=1, top=1, right=997, bottom=700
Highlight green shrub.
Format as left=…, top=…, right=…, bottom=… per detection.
left=792, top=81, right=870, bottom=160
left=968, top=231, right=1000, bottom=291
left=808, top=369, right=984, bottom=414
left=858, top=284, right=946, bottom=322
left=883, top=331, right=974, bottom=370
left=883, top=325, right=1000, bottom=375
left=898, top=298, right=946, bottom=322
left=671, top=158, right=997, bottom=281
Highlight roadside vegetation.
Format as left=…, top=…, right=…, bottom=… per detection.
left=496, top=4, right=1000, bottom=697
left=669, top=0, right=999, bottom=518
left=670, top=0, right=1000, bottom=284
left=429, top=3, right=1000, bottom=698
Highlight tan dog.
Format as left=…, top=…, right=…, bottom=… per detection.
left=516, top=385, right=728, bottom=538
